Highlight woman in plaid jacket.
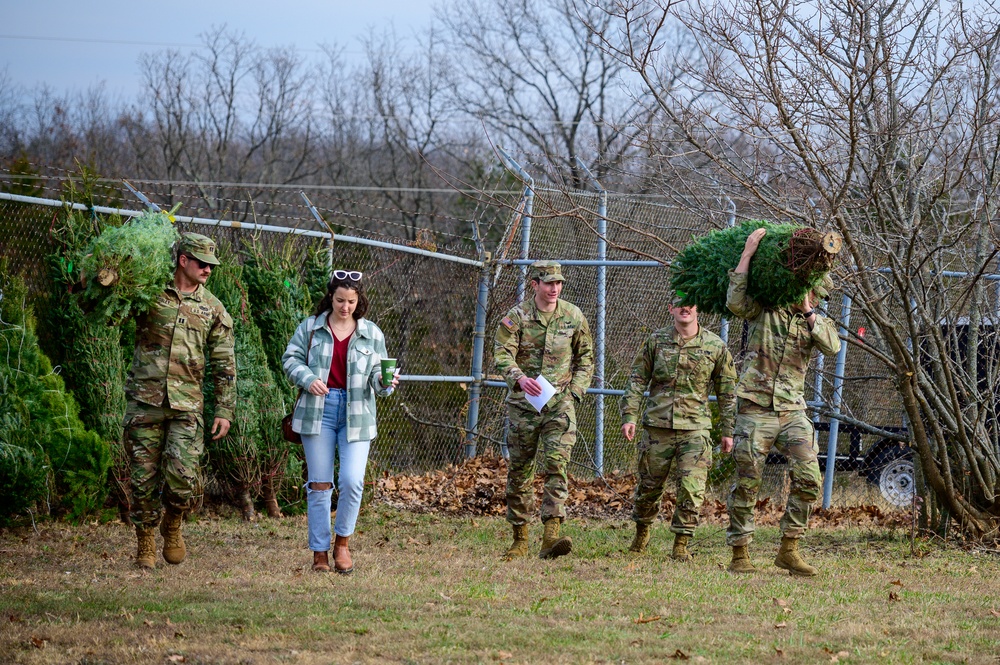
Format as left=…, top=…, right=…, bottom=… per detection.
left=282, top=270, right=399, bottom=574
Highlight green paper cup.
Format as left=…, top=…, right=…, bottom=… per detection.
left=381, top=358, right=397, bottom=386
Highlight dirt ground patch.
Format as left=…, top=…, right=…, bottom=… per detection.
left=1, top=503, right=997, bottom=664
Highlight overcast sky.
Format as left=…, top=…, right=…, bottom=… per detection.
left=1, top=0, right=437, bottom=99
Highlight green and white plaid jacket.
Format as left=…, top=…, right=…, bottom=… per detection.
left=282, top=314, right=393, bottom=440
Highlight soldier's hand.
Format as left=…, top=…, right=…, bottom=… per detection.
left=517, top=375, right=543, bottom=396
left=743, top=228, right=766, bottom=257
left=212, top=418, right=231, bottom=440
left=622, top=422, right=636, bottom=441
left=794, top=291, right=814, bottom=313
left=720, top=436, right=734, bottom=454
left=307, top=379, right=330, bottom=396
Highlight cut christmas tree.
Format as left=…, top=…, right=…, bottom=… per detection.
left=669, top=219, right=841, bottom=316
left=76, top=210, right=179, bottom=322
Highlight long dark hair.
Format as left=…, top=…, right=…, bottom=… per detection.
left=314, top=273, right=368, bottom=320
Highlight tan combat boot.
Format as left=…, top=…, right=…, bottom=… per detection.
left=503, top=524, right=530, bottom=560
left=160, top=507, right=187, bottom=565
left=728, top=545, right=755, bottom=573
left=628, top=523, right=651, bottom=553
left=135, top=526, right=156, bottom=570
left=671, top=535, right=692, bottom=561
left=774, top=537, right=817, bottom=577
left=539, top=518, right=572, bottom=559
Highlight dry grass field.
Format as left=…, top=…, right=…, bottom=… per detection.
left=1, top=505, right=999, bottom=664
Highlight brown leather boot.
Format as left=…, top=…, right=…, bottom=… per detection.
left=539, top=518, right=572, bottom=559
left=503, top=524, right=529, bottom=560
left=774, top=537, right=818, bottom=577
left=160, top=507, right=186, bottom=565
left=671, top=535, right=692, bottom=561
left=629, top=523, right=651, bottom=554
left=135, top=526, right=156, bottom=570
left=728, top=545, right=755, bottom=573
left=312, top=551, right=331, bottom=573
left=333, top=535, right=353, bottom=575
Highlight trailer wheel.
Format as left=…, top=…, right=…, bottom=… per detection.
left=865, top=446, right=915, bottom=507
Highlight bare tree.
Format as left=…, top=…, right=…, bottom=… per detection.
left=132, top=26, right=318, bottom=216
left=595, top=0, right=1000, bottom=537
left=440, top=0, right=666, bottom=187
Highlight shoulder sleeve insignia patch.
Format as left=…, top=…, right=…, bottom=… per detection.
left=501, top=316, right=516, bottom=331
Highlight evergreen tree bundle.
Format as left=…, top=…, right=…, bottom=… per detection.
left=204, top=254, right=266, bottom=520
left=303, top=241, right=333, bottom=310
left=242, top=240, right=313, bottom=403
left=76, top=210, right=179, bottom=322
left=669, top=219, right=841, bottom=316
left=0, top=261, right=110, bottom=524
left=0, top=376, right=49, bottom=526
left=45, top=209, right=131, bottom=521
left=242, top=239, right=313, bottom=517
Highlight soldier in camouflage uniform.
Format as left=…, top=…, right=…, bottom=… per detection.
left=494, top=261, right=594, bottom=560
left=125, top=233, right=236, bottom=569
left=725, top=228, right=840, bottom=576
left=620, top=298, right=736, bottom=560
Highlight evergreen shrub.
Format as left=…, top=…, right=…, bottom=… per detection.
left=0, top=262, right=110, bottom=524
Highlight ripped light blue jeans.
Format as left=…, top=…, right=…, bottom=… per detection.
left=300, top=389, right=371, bottom=552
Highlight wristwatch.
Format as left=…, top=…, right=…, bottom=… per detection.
left=803, top=309, right=815, bottom=318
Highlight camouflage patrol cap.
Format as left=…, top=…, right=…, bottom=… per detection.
left=177, top=232, right=221, bottom=266
left=530, top=260, right=565, bottom=283
left=813, top=274, right=834, bottom=298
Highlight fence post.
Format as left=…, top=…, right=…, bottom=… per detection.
left=466, top=257, right=492, bottom=458
left=497, top=148, right=535, bottom=459
left=299, top=192, right=334, bottom=271
left=497, top=147, right=534, bottom=302
left=822, top=293, right=853, bottom=509
left=719, top=198, right=736, bottom=344
left=576, top=157, right=607, bottom=476
left=122, top=180, right=163, bottom=212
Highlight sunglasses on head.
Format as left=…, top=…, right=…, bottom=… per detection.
left=333, top=270, right=363, bottom=281
left=185, top=255, right=211, bottom=270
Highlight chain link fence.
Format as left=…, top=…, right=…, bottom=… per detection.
left=0, top=168, right=915, bottom=514
left=476, top=184, right=914, bottom=513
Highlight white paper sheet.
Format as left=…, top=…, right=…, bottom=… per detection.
left=524, top=375, right=557, bottom=413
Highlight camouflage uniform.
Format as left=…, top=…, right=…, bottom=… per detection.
left=494, top=263, right=594, bottom=526
left=125, top=234, right=236, bottom=528
left=725, top=270, right=840, bottom=546
left=620, top=326, right=736, bottom=535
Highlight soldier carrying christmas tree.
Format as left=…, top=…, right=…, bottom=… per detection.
left=125, top=233, right=236, bottom=570
left=725, top=227, right=840, bottom=576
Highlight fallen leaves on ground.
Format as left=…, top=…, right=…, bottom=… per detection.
left=773, top=598, right=792, bottom=614
left=633, top=612, right=662, bottom=624
left=375, top=453, right=913, bottom=528
left=823, top=647, right=850, bottom=662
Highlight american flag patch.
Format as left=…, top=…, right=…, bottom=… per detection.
left=501, top=316, right=515, bottom=331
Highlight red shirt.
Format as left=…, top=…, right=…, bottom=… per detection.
left=327, top=331, right=352, bottom=389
